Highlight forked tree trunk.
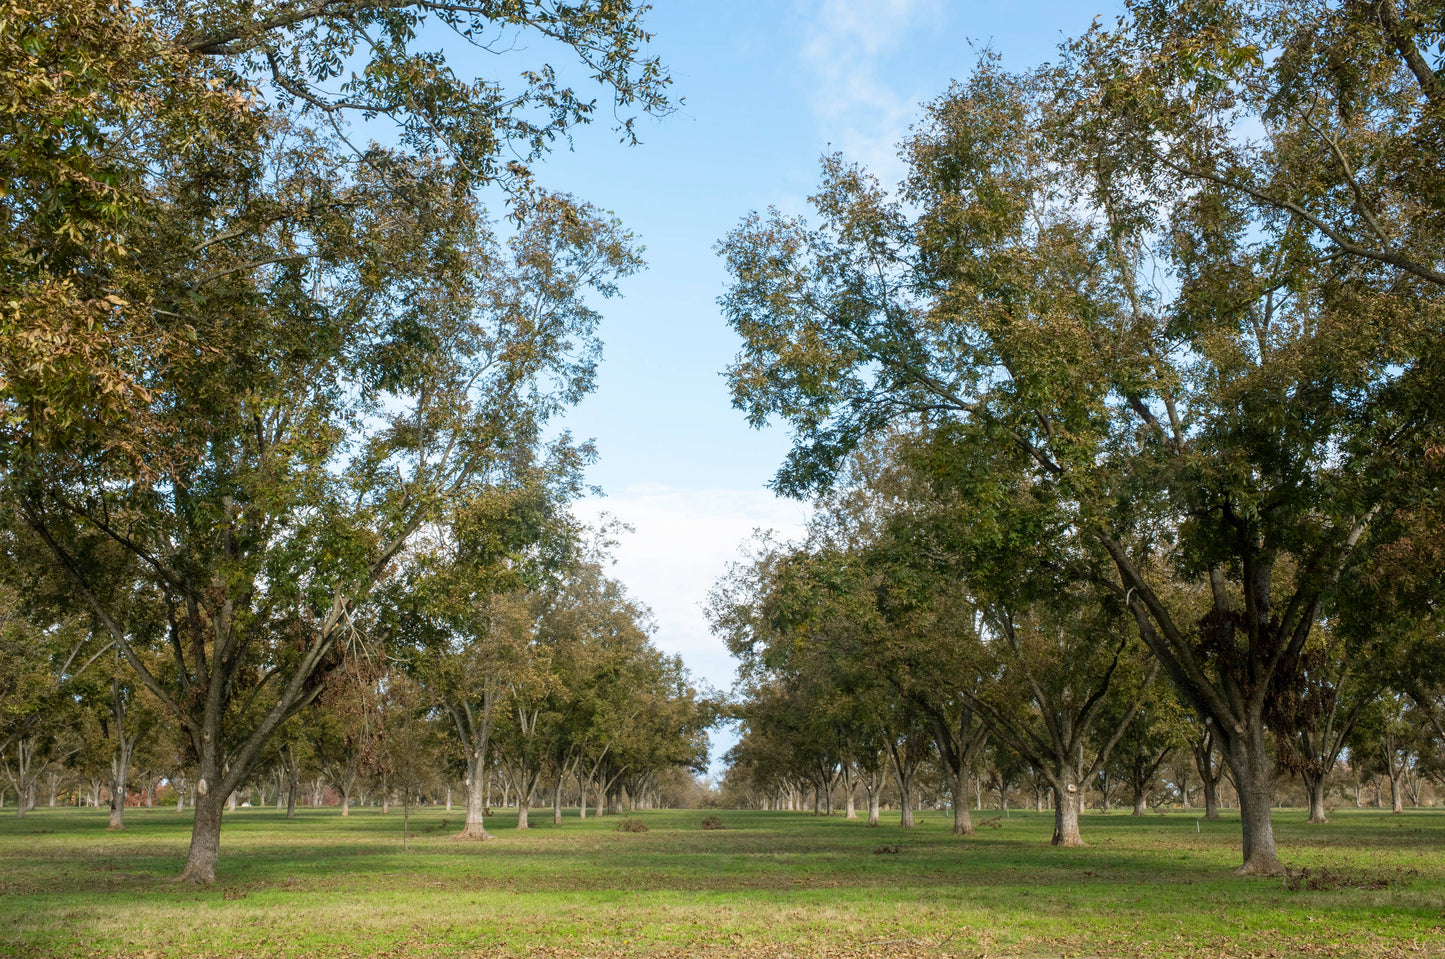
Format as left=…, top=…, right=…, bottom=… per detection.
left=5, top=739, right=37, bottom=819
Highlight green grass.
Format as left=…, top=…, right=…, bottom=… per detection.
left=2, top=804, right=1443, bottom=957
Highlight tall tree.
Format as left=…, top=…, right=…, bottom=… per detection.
left=5, top=0, right=661, bottom=882
left=719, top=32, right=1445, bottom=871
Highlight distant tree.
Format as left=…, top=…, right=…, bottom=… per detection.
left=4, top=0, right=658, bottom=885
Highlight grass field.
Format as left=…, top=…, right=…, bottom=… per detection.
left=1, top=804, right=1443, bottom=958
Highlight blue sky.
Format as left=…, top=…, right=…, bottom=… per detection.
left=484, top=0, right=1122, bottom=765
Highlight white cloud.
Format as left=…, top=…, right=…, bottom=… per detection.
left=799, top=0, right=941, bottom=183
left=573, top=484, right=809, bottom=695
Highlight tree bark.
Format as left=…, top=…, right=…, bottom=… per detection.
left=179, top=787, right=224, bottom=884
left=455, top=746, right=493, bottom=839
left=108, top=672, right=132, bottom=830
left=952, top=763, right=974, bottom=836
left=1051, top=778, right=1084, bottom=847
left=1226, top=725, right=1285, bottom=876
left=1302, top=771, right=1328, bottom=824
left=4, top=739, right=37, bottom=819
left=285, top=753, right=299, bottom=820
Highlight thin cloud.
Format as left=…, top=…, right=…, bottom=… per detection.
left=799, top=0, right=942, bottom=182
left=574, top=485, right=809, bottom=693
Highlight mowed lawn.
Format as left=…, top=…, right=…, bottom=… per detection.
left=2, top=804, right=1443, bottom=958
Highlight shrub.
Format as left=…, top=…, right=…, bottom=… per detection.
left=700, top=816, right=726, bottom=830
left=615, top=817, right=648, bottom=833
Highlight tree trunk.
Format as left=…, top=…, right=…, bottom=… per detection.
left=1201, top=772, right=1219, bottom=819
left=5, top=739, right=36, bottom=819
left=952, top=763, right=974, bottom=836
left=1051, top=779, right=1084, bottom=847
left=1226, top=726, right=1285, bottom=876
left=455, top=748, right=492, bottom=839
left=1131, top=789, right=1147, bottom=817
left=286, top=758, right=299, bottom=820
left=1303, top=771, right=1328, bottom=824
left=179, top=787, right=224, bottom=884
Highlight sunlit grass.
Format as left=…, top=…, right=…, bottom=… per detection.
left=2, top=804, right=1443, bottom=956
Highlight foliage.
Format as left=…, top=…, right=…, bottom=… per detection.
left=717, top=4, right=1445, bottom=871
